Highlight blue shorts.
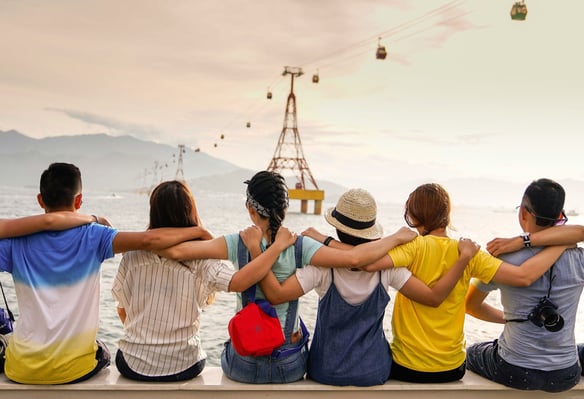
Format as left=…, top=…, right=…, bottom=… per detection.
left=221, top=339, right=308, bottom=384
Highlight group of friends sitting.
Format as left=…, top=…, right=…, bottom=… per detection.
left=1, top=162, right=584, bottom=393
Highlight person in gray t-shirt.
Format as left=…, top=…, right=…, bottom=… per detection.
left=466, top=178, right=584, bottom=393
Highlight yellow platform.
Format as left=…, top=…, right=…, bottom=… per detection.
left=288, top=189, right=325, bottom=214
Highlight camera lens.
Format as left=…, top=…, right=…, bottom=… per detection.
left=528, top=297, right=564, bottom=332
left=541, top=310, right=564, bottom=332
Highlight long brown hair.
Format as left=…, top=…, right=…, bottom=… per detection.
left=149, top=180, right=201, bottom=229
left=405, top=183, right=451, bottom=235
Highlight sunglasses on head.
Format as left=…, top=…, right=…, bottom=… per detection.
left=518, top=204, right=568, bottom=226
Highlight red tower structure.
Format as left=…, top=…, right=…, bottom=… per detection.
left=267, top=66, right=324, bottom=214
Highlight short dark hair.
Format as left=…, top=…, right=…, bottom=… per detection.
left=523, top=178, right=565, bottom=227
left=39, top=163, right=82, bottom=209
left=149, top=180, right=200, bottom=229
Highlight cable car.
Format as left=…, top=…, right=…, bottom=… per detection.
left=214, top=143, right=218, bottom=148
left=312, top=70, right=319, bottom=84
left=220, top=134, right=224, bottom=139
left=267, top=91, right=272, bottom=99
left=510, top=1, right=527, bottom=20
left=246, top=121, right=251, bottom=128
left=376, top=37, right=387, bottom=60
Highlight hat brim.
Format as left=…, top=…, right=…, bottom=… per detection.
left=324, top=207, right=383, bottom=240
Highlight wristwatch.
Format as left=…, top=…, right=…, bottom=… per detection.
left=520, top=232, right=531, bottom=248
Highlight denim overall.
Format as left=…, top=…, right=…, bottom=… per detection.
left=307, top=269, right=392, bottom=386
left=221, top=236, right=309, bottom=383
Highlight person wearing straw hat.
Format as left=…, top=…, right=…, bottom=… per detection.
left=256, top=188, right=481, bottom=386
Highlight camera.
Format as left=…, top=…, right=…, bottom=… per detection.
left=528, top=296, right=564, bottom=332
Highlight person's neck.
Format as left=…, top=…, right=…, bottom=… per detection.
left=426, top=228, right=447, bottom=237
left=45, top=207, right=76, bottom=213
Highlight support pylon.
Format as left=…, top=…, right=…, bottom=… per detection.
left=267, top=66, right=324, bottom=214
left=268, top=66, right=319, bottom=190
left=175, top=144, right=186, bottom=182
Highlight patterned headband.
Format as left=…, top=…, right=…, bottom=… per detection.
left=246, top=192, right=271, bottom=218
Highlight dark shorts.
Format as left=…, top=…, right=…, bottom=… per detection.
left=466, top=339, right=581, bottom=393
left=390, top=360, right=465, bottom=383
left=116, top=350, right=205, bottom=382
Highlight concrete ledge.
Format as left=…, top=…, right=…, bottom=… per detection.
left=1, top=367, right=583, bottom=399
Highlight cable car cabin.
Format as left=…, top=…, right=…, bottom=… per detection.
left=220, top=134, right=224, bottom=139
left=510, top=1, right=528, bottom=20
left=376, top=45, right=387, bottom=60
left=312, top=73, right=319, bottom=84
left=267, top=91, right=272, bottom=99
left=246, top=122, right=251, bottom=128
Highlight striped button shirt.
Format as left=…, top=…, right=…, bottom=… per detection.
left=112, top=250, right=234, bottom=376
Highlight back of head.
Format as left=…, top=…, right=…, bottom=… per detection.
left=325, top=188, right=383, bottom=245
left=523, top=178, right=565, bottom=227
left=39, top=163, right=82, bottom=210
left=149, top=180, right=199, bottom=228
left=245, top=170, right=289, bottom=242
left=405, top=183, right=451, bottom=235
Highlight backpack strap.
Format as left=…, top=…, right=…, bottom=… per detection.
left=237, top=235, right=256, bottom=306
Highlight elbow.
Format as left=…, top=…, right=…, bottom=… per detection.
left=346, top=254, right=361, bottom=268
left=515, top=276, right=533, bottom=287
left=426, top=298, right=441, bottom=308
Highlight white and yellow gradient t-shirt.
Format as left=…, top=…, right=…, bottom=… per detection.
left=0, top=223, right=117, bottom=384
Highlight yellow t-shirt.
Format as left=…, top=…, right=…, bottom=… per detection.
left=389, top=235, right=502, bottom=372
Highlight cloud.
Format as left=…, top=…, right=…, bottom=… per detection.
left=45, top=108, right=165, bottom=141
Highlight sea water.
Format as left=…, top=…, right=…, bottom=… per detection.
left=1, top=185, right=583, bottom=366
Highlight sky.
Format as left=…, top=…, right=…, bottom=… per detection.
left=1, top=0, right=583, bottom=204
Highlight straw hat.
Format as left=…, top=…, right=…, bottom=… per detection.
left=324, top=188, right=383, bottom=240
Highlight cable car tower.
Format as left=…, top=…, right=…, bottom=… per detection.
left=267, top=66, right=324, bottom=214
left=174, top=144, right=186, bottom=182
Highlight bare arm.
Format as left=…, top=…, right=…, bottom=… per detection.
left=228, top=227, right=296, bottom=292
left=259, top=271, right=304, bottom=305
left=399, top=238, right=479, bottom=307
left=117, top=307, right=127, bottom=324
left=112, top=226, right=214, bottom=254
left=0, top=212, right=96, bottom=238
left=487, top=225, right=584, bottom=257
left=465, top=283, right=505, bottom=324
left=309, top=227, right=417, bottom=269
left=301, top=227, right=353, bottom=250
left=491, top=245, right=570, bottom=287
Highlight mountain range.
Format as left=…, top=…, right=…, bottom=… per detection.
left=0, top=130, right=348, bottom=199
left=1, top=130, right=583, bottom=211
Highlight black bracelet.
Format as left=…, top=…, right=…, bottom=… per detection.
left=323, top=236, right=334, bottom=246
left=92, top=214, right=99, bottom=223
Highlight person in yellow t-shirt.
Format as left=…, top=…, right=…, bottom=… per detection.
left=355, top=183, right=568, bottom=383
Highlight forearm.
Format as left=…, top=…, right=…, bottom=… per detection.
left=142, top=226, right=208, bottom=250
left=349, top=234, right=404, bottom=268
left=0, top=212, right=94, bottom=238
left=530, top=225, right=584, bottom=246
left=493, top=245, right=567, bottom=287
left=488, top=225, right=584, bottom=257
left=467, top=302, right=505, bottom=324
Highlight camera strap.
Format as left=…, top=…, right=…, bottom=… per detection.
left=505, top=265, right=555, bottom=324
left=0, top=281, right=15, bottom=323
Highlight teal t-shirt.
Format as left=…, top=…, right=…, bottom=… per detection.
left=223, top=233, right=322, bottom=327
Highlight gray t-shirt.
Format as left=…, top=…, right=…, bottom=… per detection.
left=474, top=246, right=584, bottom=370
